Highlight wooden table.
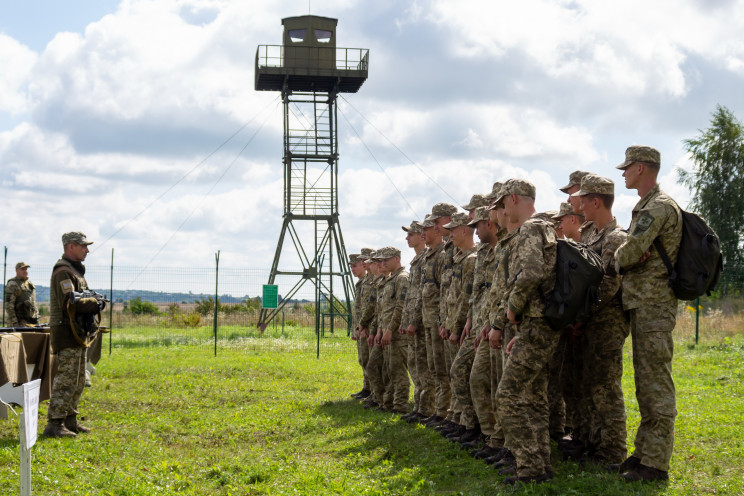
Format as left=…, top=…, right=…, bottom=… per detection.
left=0, top=331, right=53, bottom=419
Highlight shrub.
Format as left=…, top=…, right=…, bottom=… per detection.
left=128, top=297, right=159, bottom=315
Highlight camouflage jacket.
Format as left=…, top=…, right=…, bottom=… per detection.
left=358, top=274, right=377, bottom=331
left=467, top=243, right=491, bottom=321
left=616, top=184, right=682, bottom=310
left=438, top=239, right=457, bottom=327
left=420, top=241, right=446, bottom=327
left=351, top=276, right=365, bottom=337
left=400, top=249, right=426, bottom=331
left=444, top=246, right=477, bottom=335
left=488, top=229, right=520, bottom=330
left=584, top=218, right=627, bottom=312
left=4, top=276, right=38, bottom=327
left=379, top=266, right=410, bottom=340
left=49, top=256, right=91, bottom=352
left=371, top=275, right=387, bottom=335
left=578, top=220, right=595, bottom=243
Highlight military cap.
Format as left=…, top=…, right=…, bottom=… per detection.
left=429, top=202, right=458, bottom=219
left=374, top=246, right=401, bottom=259
left=559, top=170, right=592, bottom=193
left=468, top=206, right=490, bottom=226
left=422, top=214, right=437, bottom=228
left=461, top=194, right=489, bottom=211
left=485, top=181, right=504, bottom=200
left=15, top=261, right=30, bottom=270
left=359, top=247, right=375, bottom=260
left=442, top=212, right=471, bottom=230
left=495, top=178, right=536, bottom=204
left=401, top=220, right=424, bottom=234
left=616, top=145, right=660, bottom=169
left=572, top=174, right=615, bottom=196
left=552, top=202, right=584, bottom=220
left=349, top=254, right=362, bottom=264
left=62, top=231, right=93, bottom=246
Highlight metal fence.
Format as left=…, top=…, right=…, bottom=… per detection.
left=3, top=259, right=743, bottom=357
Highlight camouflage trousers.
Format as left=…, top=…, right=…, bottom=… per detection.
left=48, top=347, right=87, bottom=420
left=585, top=307, right=630, bottom=463
left=425, top=323, right=451, bottom=418
left=548, top=343, right=566, bottom=439
left=497, top=317, right=560, bottom=478
left=356, top=335, right=371, bottom=391
left=383, top=338, right=410, bottom=412
left=365, top=342, right=387, bottom=405
left=445, top=340, right=460, bottom=422
left=450, top=333, right=477, bottom=429
left=489, top=323, right=513, bottom=449
left=470, top=338, right=495, bottom=442
left=559, top=331, right=590, bottom=443
left=408, top=330, right=433, bottom=415
left=629, top=304, right=677, bottom=472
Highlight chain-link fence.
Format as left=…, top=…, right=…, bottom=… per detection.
left=3, top=260, right=743, bottom=356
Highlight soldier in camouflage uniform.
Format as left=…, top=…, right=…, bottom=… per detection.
left=441, top=212, right=479, bottom=441
left=572, top=174, right=630, bottom=464
left=377, top=247, right=410, bottom=413
left=362, top=253, right=388, bottom=409
left=613, top=146, right=682, bottom=482
left=5, top=262, right=39, bottom=327
left=490, top=179, right=558, bottom=484
left=400, top=221, right=432, bottom=421
left=349, top=253, right=371, bottom=399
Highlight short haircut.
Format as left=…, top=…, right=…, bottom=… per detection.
left=584, top=193, right=615, bottom=209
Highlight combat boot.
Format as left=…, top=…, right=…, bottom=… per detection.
left=502, top=473, right=551, bottom=485
left=456, top=428, right=481, bottom=445
left=64, top=415, right=91, bottom=434
left=621, top=464, right=669, bottom=483
left=43, top=419, right=76, bottom=438
left=471, top=445, right=498, bottom=460
left=607, top=455, right=641, bottom=473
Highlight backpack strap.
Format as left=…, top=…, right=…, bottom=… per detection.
left=652, top=237, right=677, bottom=288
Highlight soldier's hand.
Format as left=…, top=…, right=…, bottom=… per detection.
left=448, top=332, right=459, bottom=345
left=638, top=249, right=651, bottom=264
left=460, top=331, right=466, bottom=346
left=505, top=336, right=516, bottom=354
left=481, top=325, right=490, bottom=341
left=367, top=335, right=375, bottom=347
left=374, top=333, right=382, bottom=346
left=507, top=308, right=522, bottom=325
left=381, top=330, right=392, bottom=347
left=488, top=328, right=502, bottom=350
left=406, top=324, right=417, bottom=336
left=474, top=335, right=481, bottom=349
left=463, top=318, right=472, bottom=336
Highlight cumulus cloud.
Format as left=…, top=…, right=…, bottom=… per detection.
left=0, top=34, right=36, bottom=114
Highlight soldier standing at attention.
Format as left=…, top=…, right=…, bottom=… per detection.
left=377, top=247, right=410, bottom=414
left=349, top=254, right=371, bottom=400
left=492, top=179, right=558, bottom=485
left=363, top=253, right=389, bottom=409
left=44, top=232, right=102, bottom=438
left=572, top=174, right=630, bottom=464
left=400, top=221, right=432, bottom=422
left=613, top=145, right=682, bottom=482
left=5, top=262, right=39, bottom=327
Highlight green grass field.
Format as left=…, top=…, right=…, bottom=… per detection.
left=1, top=336, right=743, bottom=495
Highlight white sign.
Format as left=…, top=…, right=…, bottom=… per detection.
left=22, top=379, right=40, bottom=448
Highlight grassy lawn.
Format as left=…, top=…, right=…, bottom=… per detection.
left=1, top=336, right=743, bottom=495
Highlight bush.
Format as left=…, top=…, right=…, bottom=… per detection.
left=128, top=297, right=159, bottom=315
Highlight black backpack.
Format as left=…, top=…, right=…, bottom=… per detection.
left=653, top=210, right=723, bottom=301
left=543, top=239, right=605, bottom=330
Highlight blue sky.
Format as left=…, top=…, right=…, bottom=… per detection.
left=1, top=0, right=744, bottom=294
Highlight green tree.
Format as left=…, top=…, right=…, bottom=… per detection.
left=681, top=105, right=744, bottom=269
left=128, top=297, right=159, bottom=315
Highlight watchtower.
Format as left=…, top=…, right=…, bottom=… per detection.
left=255, top=15, right=369, bottom=331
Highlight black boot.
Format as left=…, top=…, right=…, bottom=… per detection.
left=43, top=419, right=76, bottom=438
left=64, top=415, right=91, bottom=434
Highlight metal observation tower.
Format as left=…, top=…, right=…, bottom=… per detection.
left=255, top=15, right=369, bottom=331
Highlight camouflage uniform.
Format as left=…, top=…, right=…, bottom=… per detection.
left=364, top=274, right=387, bottom=405
left=444, top=239, right=477, bottom=430
left=420, top=241, right=449, bottom=418
left=616, top=183, right=682, bottom=472
left=5, top=274, right=38, bottom=327
left=352, top=273, right=371, bottom=392
left=438, top=239, right=458, bottom=420
left=401, top=248, right=430, bottom=415
left=494, top=214, right=558, bottom=478
left=379, top=263, right=410, bottom=413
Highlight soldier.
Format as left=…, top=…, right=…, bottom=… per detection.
left=552, top=202, right=585, bottom=241
left=355, top=247, right=376, bottom=402
left=613, top=145, right=682, bottom=482
left=349, top=253, right=371, bottom=399
left=377, top=247, right=410, bottom=414
left=491, top=179, right=558, bottom=484
left=400, top=221, right=433, bottom=422
left=572, top=174, right=630, bottom=464
left=363, top=252, right=389, bottom=409
left=44, top=232, right=103, bottom=438
left=5, top=262, right=39, bottom=327
left=561, top=170, right=594, bottom=243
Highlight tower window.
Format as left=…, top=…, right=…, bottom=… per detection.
left=288, top=29, right=307, bottom=42
left=314, top=29, right=332, bottom=43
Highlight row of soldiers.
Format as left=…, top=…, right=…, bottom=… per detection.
left=348, top=145, right=682, bottom=485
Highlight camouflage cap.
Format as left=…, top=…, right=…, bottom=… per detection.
left=534, top=211, right=559, bottom=223
left=461, top=194, right=489, bottom=211
left=359, top=247, right=375, bottom=260
left=374, top=246, right=401, bottom=259
left=15, top=261, right=30, bottom=270
left=572, top=174, right=615, bottom=196
left=349, top=254, right=362, bottom=264
left=552, top=202, right=584, bottom=220
left=616, top=145, right=660, bottom=170
left=485, top=181, right=504, bottom=200
left=559, top=170, right=592, bottom=193
left=429, top=202, right=458, bottom=219
left=422, top=214, right=437, bottom=228
left=467, top=206, right=490, bottom=226
left=401, top=220, right=424, bottom=234
left=495, top=178, right=536, bottom=203
left=62, top=231, right=93, bottom=246
left=442, top=212, right=471, bottom=230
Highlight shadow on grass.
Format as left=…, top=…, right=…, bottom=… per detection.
left=316, top=399, right=666, bottom=496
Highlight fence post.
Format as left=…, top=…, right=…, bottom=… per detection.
left=214, top=251, right=220, bottom=357
left=695, top=297, right=700, bottom=345
left=109, top=248, right=114, bottom=355
left=2, top=246, right=7, bottom=327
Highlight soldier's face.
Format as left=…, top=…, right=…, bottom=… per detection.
left=579, top=196, right=598, bottom=221
left=566, top=185, right=582, bottom=212
left=622, top=163, right=642, bottom=189
left=16, top=267, right=28, bottom=279
left=67, top=243, right=89, bottom=262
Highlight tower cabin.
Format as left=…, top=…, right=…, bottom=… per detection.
left=255, top=15, right=369, bottom=93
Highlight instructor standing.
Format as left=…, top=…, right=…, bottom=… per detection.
left=43, top=231, right=104, bottom=438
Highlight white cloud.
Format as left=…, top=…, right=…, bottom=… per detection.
left=0, top=34, right=37, bottom=114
